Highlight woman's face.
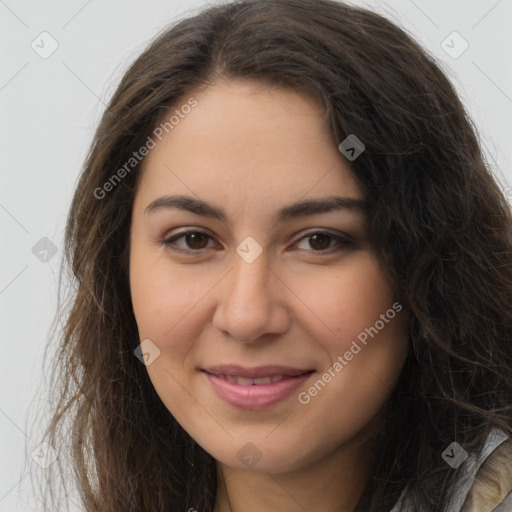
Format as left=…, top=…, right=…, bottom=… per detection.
left=129, top=78, right=409, bottom=473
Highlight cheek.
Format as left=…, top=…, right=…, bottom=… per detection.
left=129, top=250, right=209, bottom=413
left=300, top=253, right=399, bottom=347
left=296, top=253, right=408, bottom=404
left=130, top=246, right=213, bottom=344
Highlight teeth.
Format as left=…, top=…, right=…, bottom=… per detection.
left=216, top=374, right=288, bottom=385
left=236, top=377, right=254, bottom=386
left=253, top=377, right=272, bottom=385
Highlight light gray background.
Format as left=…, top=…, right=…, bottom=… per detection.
left=1, top=0, right=511, bottom=510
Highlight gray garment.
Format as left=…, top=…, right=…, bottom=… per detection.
left=389, top=427, right=511, bottom=512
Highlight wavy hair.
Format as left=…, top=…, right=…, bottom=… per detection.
left=33, top=0, right=512, bottom=510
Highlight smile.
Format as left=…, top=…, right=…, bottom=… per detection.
left=212, top=374, right=291, bottom=385
left=201, top=366, right=315, bottom=410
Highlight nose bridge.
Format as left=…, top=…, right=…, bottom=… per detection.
left=213, top=246, right=289, bottom=343
left=228, top=248, right=273, bottom=315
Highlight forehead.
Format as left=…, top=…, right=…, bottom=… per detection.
left=135, top=78, right=363, bottom=210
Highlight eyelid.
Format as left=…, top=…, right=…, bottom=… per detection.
left=161, top=227, right=353, bottom=255
left=291, top=228, right=353, bottom=243
left=161, top=227, right=218, bottom=253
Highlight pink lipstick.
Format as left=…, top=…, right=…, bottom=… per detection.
left=202, top=365, right=314, bottom=410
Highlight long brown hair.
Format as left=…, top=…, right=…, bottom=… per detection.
left=33, top=0, right=512, bottom=510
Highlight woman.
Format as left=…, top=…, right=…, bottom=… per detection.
left=37, top=0, right=512, bottom=510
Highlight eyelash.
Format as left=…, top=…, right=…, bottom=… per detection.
left=161, top=229, right=353, bottom=256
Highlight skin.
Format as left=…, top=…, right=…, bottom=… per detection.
left=129, top=78, right=409, bottom=512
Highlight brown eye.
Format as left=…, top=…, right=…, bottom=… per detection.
left=183, top=232, right=210, bottom=249
left=293, top=231, right=351, bottom=253
left=308, top=233, right=332, bottom=250
left=162, top=229, right=352, bottom=256
left=162, top=230, right=215, bottom=253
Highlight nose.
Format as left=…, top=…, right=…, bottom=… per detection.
left=211, top=248, right=291, bottom=344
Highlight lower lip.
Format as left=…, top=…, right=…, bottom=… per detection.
left=203, top=371, right=313, bottom=410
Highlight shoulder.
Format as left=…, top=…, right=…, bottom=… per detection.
left=461, top=437, right=512, bottom=512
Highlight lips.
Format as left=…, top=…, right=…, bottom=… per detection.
left=201, top=365, right=315, bottom=410
left=203, top=364, right=312, bottom=379
left=214, top=374, right=289, bottom=386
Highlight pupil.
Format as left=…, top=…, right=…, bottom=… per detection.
left=310, top=234, right=330, bottom=250
left=187, top=232, right=208, bottom=249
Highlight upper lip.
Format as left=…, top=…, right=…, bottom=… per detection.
left=202, top=365, right=314, bottom=379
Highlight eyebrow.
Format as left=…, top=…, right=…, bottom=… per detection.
left=144, top=194, right=367, bottom=223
